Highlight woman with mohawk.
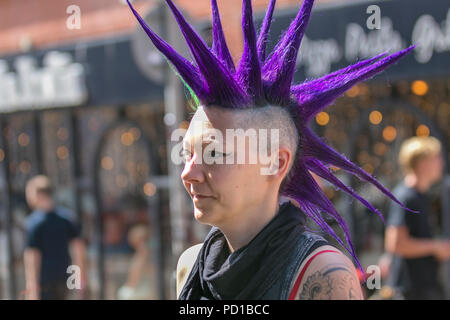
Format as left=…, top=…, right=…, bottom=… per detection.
left=127, top=0, right=415, bottom=300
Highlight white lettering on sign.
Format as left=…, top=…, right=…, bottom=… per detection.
left=0, top=51, right=88, bottom=113
left=297, top=36, right=342, bottom=78
left=295, top=8, right=450, bottom=78
left=412, top=9, right=450, bottom=64
left=345, top=17, right=405, bottom=61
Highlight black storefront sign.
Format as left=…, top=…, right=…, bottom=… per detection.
left=0, top=35, right=164, bottom=113
left=259, top=0, right=450, bottom=82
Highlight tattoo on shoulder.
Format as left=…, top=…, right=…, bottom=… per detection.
left=298, top=263, right=361, bottom=300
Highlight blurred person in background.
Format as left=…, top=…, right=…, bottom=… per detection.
left=118, top=224, right=156, bottom=299
left=23, top=175, right=87, bottom=300
left=384, top=136, right=450, bottom=299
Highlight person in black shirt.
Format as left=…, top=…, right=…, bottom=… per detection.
left=24, top=175, right=87, bottom=300
left=385, top=136, right=450, bottom=299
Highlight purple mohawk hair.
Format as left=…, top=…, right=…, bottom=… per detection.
left=127, top=0, right=416, bottom=275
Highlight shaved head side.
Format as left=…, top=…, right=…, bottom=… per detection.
left=203, top=104, right=300, bottom=183
left=229, top=105, right=300, bottom=173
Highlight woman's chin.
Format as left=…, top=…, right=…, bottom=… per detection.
left=193, top=208, right=208, bottom=222
left=194, top=207, right=217, bottom=225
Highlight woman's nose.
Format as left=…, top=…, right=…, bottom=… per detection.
left=181, top=155, right=205, bottom=184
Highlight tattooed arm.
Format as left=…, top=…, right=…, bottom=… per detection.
left=290, top=245, right=364, bottom=300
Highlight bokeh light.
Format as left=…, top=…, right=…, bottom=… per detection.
left=56, top=146, right=69, bottom=160
left=416, top=124, right=430, bottom=137
left=315, top=112, right=330, bottom=126
left=374, top=142, right=387, bottom=156
left=346, top=85, right=360, bottom=97
left=101, top=156, right=114, bottom=170
left=382, top=126, right=397, bottom=142
left=143, top=182, right=157, bottom=197
left=18, top=133, right=30, bottom=147
left=369, top=110, right=383, bottom=125
left=19, top=160, right=31, bottom=174
left=411, top=80, right=429, bottom=96
left=121, top=131, right=134, bottom=146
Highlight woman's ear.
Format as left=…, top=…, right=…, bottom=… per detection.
left=262, top=147, right=291, bottom=178
left=277, top=147, right=291, bottom=179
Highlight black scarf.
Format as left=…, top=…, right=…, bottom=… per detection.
left=178, top=201, right=307, bottom=300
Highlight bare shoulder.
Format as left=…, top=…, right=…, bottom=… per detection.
left=176, top=243, right=203, bottom=298
left=290, top=244, right=364, bottom=300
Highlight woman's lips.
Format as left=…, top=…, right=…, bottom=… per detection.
left=193, top=194, right=215, bottom=201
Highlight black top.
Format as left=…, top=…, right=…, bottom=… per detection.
left=26, top=209, right=80, bottom=285
left=386, top=182, right=441, bottom=296
left=179, top=201, right=330, bottom=300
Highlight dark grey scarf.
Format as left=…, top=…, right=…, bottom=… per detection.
left=178, top=201, right=307, bottom=300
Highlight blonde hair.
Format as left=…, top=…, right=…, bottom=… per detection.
left=398, top=136, right=442, bottom=174
left=25, top=175, right=53, bottom=208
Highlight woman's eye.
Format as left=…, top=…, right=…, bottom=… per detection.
left=210, top=150, right=224, bottom=157
left=181, top=149, right=192, bottom=160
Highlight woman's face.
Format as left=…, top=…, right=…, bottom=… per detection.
left=180, top=106, right=279, bottom=227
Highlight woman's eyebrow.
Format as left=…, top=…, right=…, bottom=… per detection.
left=202, top=136, right=220, bottom=144
left=182, top=134, right=223, bottom=150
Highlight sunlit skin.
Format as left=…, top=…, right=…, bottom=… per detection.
left=181, top=105, right=292, bottom=253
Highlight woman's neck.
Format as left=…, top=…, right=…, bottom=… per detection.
left=219, top=194, right=280, bottom=253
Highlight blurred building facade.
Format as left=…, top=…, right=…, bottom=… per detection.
left=0, top=0, right=344, bottom=300
left=0, top=0, right=448, bottom=300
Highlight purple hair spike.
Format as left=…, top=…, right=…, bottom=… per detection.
left=237, top=0, right=264, bottom=103
left=283, top=162, right=363, bottom=275
left=302, top=127, right=418, bottom=213
left=291, top=51, right=389, bottom=96
left=296, top=46, right=415, bottom=121
left=256, top=0, right=277, bottom=63
left=306, top=159, right=385, bottom=223
left=211, top=0, right=236, bottom=72
left=262, top=0, right=314, bottom=103
left=165, top=0, right=250, bottom=107
left=126, top=0, right=208, bottom=100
